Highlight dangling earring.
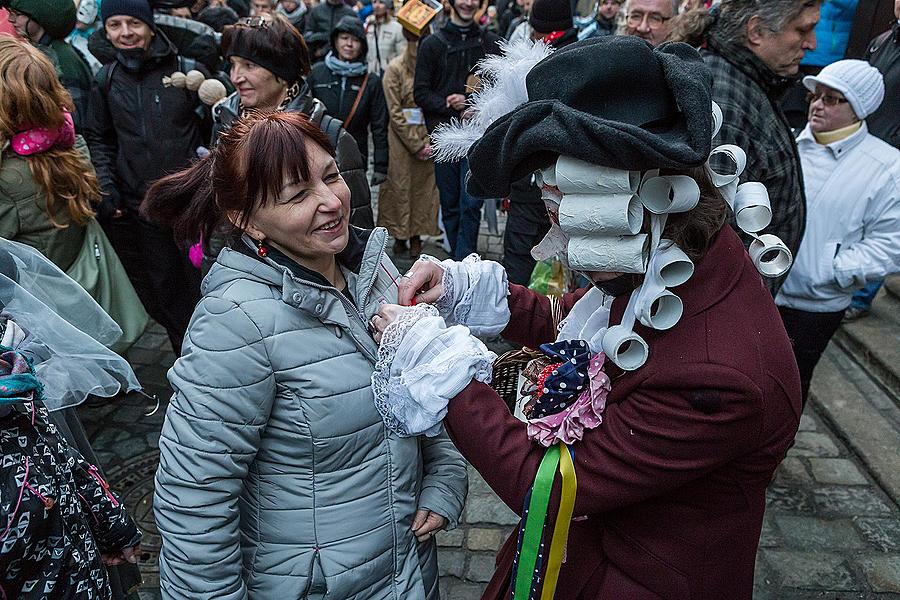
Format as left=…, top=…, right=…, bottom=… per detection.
left=255, top=237, right=268, bottom=258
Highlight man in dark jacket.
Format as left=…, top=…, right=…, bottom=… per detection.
left=702, top=0, right=821, bottom=295
left=308, top=15, right=389, bottom=183
left=844, top=0, right=900, bottom=320
left=4, top=0, right=94, bottom=131
left=84, top=0, right=204, bottom=354
left=503, top=0, right=578, bottom=284
left=414, top=0, right=500, bottom=259
left=866, top=1, right=899, bottom=148
left=304, top=0, right=356, bottom=61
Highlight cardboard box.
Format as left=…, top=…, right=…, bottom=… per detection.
left=396, top=0, right=442, bottom=36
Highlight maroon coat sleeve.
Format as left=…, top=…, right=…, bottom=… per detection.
left=501, top=284, right=589, bottom=349
left=444, top=363, right=764, bottom=516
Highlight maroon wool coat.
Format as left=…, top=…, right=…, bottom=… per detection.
left=444, top=226, right=802, bottom=600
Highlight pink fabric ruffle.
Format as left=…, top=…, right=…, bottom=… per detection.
left=11, top=110, right=76, bottom=156
left=526, top=352, right=610, bottom=447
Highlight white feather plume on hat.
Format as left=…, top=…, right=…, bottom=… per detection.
left=431, top=38, right=554, bottom=163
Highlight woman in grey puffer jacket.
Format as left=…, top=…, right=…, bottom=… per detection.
left=142, top=111, right=467, bottom=600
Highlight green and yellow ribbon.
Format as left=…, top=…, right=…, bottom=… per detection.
left=512, top=443, right=577, bottom=600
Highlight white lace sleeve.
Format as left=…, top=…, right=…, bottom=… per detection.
left=371, top=304, right=496, bottom=437
left=423, top=253, right=511, bottom=336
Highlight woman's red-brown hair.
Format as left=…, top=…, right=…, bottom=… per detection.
left=142, top=111, right=335, bottom=249
left=0, top=37, right=98, bottom=228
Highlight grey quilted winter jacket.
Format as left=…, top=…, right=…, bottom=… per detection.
left=153, top=228, right=468, bottom=599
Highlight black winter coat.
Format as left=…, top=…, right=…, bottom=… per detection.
left=304, top=2, right=357, bottom=59
left=413, top=21, right=501, bottom=132
left=866, top=22, right=900, bottom=149
left=84, top=32, right=208, bottom=214
left=307, top=62, right=389, bottom=176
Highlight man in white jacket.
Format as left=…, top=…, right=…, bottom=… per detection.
left=776, top=59, right=900, bottom=404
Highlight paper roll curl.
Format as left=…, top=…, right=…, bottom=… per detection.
left=639, top=175, right=701, bottom=215
left=733, top=182, right=772, bottom=233
left=712, top=101, right=723, bottom=138
left=749, top=234, right=793, bottom=277
left=558, top=193, right=643, bottom=236
left=636, top=289, right=683, bottom=331
left=555, top=156, right=640, bottom=195
left=651, top=241, right=694, bottom=288
left=602, top=325, right=649, bottom=371
left=566, top=233, right=649, bottom=273
left=708, top=144, right=747, bottom=188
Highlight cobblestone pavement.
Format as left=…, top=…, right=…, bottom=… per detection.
left=77, top=222, right=900, bottom=599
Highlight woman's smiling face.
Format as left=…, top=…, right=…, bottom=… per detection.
left=242, top=143, right=351, bottom=268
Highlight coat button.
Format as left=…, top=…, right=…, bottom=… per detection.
left=292, top=292, right=302, bottom=303
left=315, top=303, right=324, bottom=314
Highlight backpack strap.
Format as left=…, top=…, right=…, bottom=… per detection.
left=96, top=61, right=118, bottom=98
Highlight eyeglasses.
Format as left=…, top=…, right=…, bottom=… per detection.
left=805, top=91, right=848, bottom=107
left=626, top=11, right=671, bottom=27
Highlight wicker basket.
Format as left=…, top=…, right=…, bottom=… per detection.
left=491, top=347, right=543, bottom=412
left=489, top=294, right=564, bottom=412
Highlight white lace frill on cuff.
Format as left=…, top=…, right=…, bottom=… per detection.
left=422, top=253, right=511, bottom=336
left=372, top=304, right=497, bottom=437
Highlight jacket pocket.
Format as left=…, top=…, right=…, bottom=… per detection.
left=602, top=523, right=692, bottom=599
left=814, top=240, right=841, bottom=288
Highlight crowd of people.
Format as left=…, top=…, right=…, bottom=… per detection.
left=0, top=0, right=898, bottom=597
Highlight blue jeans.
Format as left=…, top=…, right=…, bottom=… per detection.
left=434, top=158, right=483, bottom=260
left=850, top=279, right=884, bottom=311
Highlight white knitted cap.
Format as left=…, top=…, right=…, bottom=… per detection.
left=803, top=59, right=885, bottom=119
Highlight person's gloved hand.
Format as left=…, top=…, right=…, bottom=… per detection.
left=370, top=172, right=388, bottom=186
left=96, top=193, right=124, bottom=222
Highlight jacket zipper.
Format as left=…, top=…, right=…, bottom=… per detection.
left=357, top=236, right=389, bottom=322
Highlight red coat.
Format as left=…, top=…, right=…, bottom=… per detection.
left=444, top=227, right=802, bottom=600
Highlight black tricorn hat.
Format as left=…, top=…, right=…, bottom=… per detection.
left=465, top=36, right=713, bottom=199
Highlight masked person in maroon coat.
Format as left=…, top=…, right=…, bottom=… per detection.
left=366, top=36, right=803, bottom=600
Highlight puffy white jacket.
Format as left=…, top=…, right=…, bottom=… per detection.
left=776, top=123, right=900, bottom=312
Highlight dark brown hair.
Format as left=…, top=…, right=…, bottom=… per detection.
left=221, top=13, right=310, bottom=81
left=141, top=111, right=334, bottom=248
left=659, top=165, right=728, bottom=263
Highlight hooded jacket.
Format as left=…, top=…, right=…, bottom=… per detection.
left=153, top=227, right=468, bottom=599
left=84, top=31, right=208, bottom=213
left=307, top=16, right=389, bottom=176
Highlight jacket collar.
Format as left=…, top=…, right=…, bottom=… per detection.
left=707, top=32, right=795, bottom=99
left=796, top=121, right=869, bottom=159
left=217, top=80, right=324, bottom=126
left=113, top=30, right=177, bottom=72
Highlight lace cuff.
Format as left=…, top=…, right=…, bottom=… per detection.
left=372, top=304, right=496, bottom=437
left=425, top=253, right=511, bottom=336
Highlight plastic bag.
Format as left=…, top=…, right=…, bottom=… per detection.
left=528, top=259, right=567, bottom=297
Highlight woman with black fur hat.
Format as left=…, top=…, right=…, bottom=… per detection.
left=308, top=15, right=390, bottom=186
left=369, top=35, right=802, bottom=599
